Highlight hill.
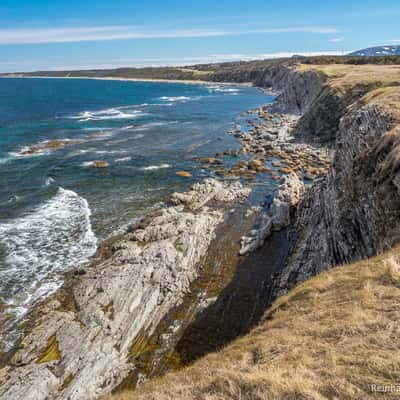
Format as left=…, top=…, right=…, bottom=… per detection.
left=350, top=45, right=400, bottom=57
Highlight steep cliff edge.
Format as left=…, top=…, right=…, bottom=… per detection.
left=108, top=63, right=400, bottom=400
left=273, top=65, right=400, bottom=296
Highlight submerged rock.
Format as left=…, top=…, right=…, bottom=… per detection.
left=175, top=170, right=192, bottom=177
left=93, top=161, right=109, bottom=168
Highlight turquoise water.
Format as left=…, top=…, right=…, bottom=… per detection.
left=0, top=77, right=272, bottom=320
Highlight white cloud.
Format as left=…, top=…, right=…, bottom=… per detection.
left=0, top=25, right=339, bottom=44
left=389, top=39, right=400, bottom=43
left=329, top=37, right=344, bottom=43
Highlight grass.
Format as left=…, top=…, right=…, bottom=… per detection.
left=297, top=64, right=400, bottom=91
left=106, top=247, right=400, bottom=400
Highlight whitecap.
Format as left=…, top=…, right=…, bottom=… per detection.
left=115, top=157, right=132, bottom=163
left=69, top=107, right=146, bottom=122
left=10, top=139, right=78, bottom=158
left=0, top=156, right=12, bottom=165
left=158, top=96, right=193, bottom=102
left=207, top=86, right=240, bottom=94
left=81, top=161, right=96, bottom=167
left=141, top=164, right=171, bottom=171
left=92, top=150, right=128, bottom=155
left=7, top=195, right=20, bottom=204
left=0, top=188, right=97, bottom=316
left=44, top=177, right=55, bottom=187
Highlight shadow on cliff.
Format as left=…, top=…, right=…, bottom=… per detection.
left=175, top=230, right=291, bottom=365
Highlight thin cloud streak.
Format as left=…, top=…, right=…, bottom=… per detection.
left=329, top=37, right=345, bottom=43
left=0, top=25, right=339, bottom=44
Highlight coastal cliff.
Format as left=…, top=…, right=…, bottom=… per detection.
left=2, top=62, right=400, bottom=400
left=212, top=61, right=400, bottom=295
left=270, top=65, right=400, bottom=296
left=106, top=63, right=400, bottom=400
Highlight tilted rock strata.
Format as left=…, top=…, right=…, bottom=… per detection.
left=274, top=104, right=400, bottom=296
left=0, top=179, right=250, bottom=400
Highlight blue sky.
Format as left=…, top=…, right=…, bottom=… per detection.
left=0, top=0, right=399, bottom=72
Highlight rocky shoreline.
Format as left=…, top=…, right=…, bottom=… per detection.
left=0, top=70, right=332, bottom=400
left=3, top=62, right=398, bottom=400
left=0, top=179, right=252, bottom=400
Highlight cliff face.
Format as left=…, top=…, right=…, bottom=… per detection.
left=272, top=68, right=400, bottom=295
left=210, top=65, right=326, bottom=115
left=215, top=64, right=400, bottom=295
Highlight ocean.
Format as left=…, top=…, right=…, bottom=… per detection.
left=0, top=77, right=272, bottom=325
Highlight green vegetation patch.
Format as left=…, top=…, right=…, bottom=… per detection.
left=36, top=334, right=61, bottom=364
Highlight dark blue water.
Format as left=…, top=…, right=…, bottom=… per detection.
left=0, top=77, right=272, bottom=323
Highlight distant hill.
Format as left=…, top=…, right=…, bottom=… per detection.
left=350, top=45, right=400, bottom=56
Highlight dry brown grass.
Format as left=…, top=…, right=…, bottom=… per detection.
left=299, top=63, right=400, bottom=121
left=297, top=64, right=400, bottom=89
left=364, top=86, right=400, bottom=119
left=106, top=248, right=400, bottom=400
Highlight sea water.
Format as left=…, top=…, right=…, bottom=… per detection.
left=0, top=77, right=272, bottom=327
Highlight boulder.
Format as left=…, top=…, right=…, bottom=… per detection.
left=176, top=171, right=192, bottom=178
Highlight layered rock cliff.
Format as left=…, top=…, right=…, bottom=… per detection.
left=270, top=66, right=400, bottom=295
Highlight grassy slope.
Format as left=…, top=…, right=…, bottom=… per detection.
left=297, top=64, right=400, bottom=92
left=298, top=64, right=400, bottom=120
left=110, top=248, right=400, bottom=400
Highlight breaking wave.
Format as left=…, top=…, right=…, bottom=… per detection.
left=140, top=163, right=171, bottom=171
left=69, top=107, right=146, bottom=122
left=0, top=188, right=97, bottom=316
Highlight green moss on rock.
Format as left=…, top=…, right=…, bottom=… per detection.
left=36, top=334, right=61, bottom=364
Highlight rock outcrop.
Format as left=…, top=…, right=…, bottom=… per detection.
left=240, top=173, right=304, bottom=255
left=274, top=100, right=400, bottom=296
left=0, top=179, right=250, bottom=400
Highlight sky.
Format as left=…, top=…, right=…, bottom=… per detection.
left=0, top=0, right=399, bottom=72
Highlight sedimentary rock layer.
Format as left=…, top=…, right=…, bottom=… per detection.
left=0, top=179, right=250, bottom=400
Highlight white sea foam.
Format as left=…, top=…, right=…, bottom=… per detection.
left=69, top=107, right=146, bottom=122
left=81, top=161, right=97, bottom=167
left=0, top=156, right=12, bottom=165
left=159, top=96, right=193, bottom=102
left=0, top=188, right=97, bottom=316
left=6, top=195, right=20, bottom=204
left=141, top=163, right=171, bottom=171
left=115, top=157, right=132, bottom=163
left=82, top=127, right=114, bottom=131
left=92, top=150, right=128, bottom=155
left=207, top=86, right=240, bottom=94
left=44, top=177, right=55, bottom=187
left=9, top=139, right=78, bottom=158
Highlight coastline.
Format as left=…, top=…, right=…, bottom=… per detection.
left=0, top=75, right=253, bottom=86
left=0, top=82, right=330, bottom=399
